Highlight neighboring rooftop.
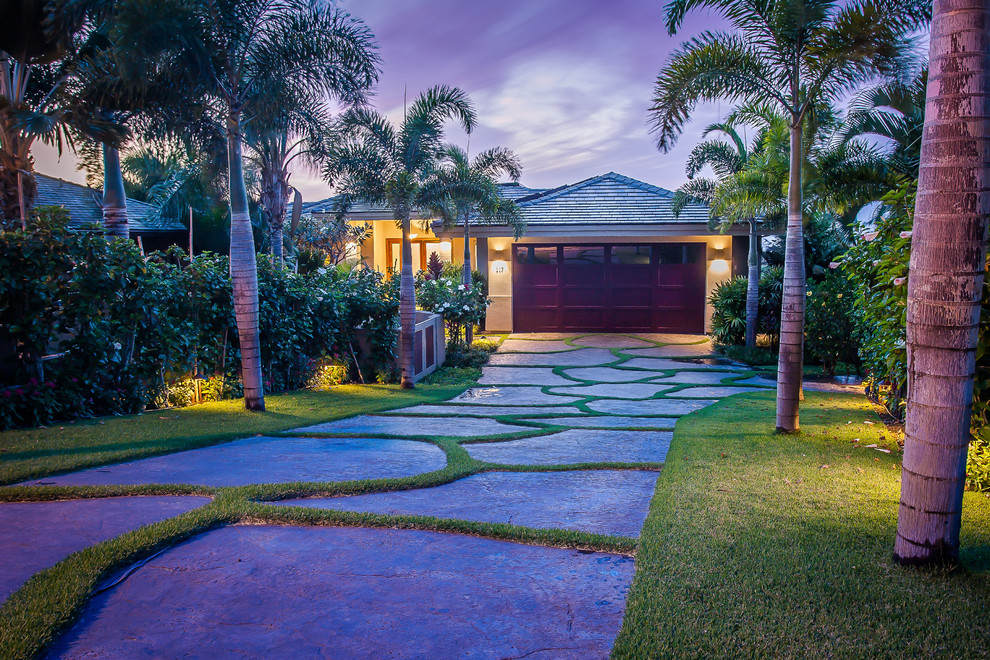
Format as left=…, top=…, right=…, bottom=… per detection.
left=35, top=174, right=184, bottom=233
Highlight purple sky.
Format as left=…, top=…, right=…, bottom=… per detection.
left=36, top=0, right=727, bottom=202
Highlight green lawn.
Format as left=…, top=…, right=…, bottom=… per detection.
left=613, top=390, right=990, bottom=658
left=0, top=382, right=470, bottom=485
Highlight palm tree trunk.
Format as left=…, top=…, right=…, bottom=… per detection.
left=745, top=220, right=759, bottom=348
left=102, top=144, right=129, bottom=239
left=894, top=0, right=989, bottom=566
left=775, top=117, right=806, bottom=432
left=462, top=210, right=473, bottom=345
left=399, top=211, right=416, bottom=388
left=226, top=109, right=265, bottom=410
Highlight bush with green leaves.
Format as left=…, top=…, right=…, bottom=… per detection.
left=708, top=266, right=783, bottom=348
left=805, top=271, right=861, bottom=377
left=0, top=210, right=399, bottom=429
left=416, top=271, right=490, bottom=350
left=842, top=179, right=990, bottom=491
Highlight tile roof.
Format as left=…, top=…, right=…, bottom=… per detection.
left=516, top=172, right=710, bottom=226
left=35, top=174, right=185, bottom=233
left=304, top=172, right=712, bottom=229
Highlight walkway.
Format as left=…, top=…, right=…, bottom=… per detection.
left=4, top=334, right=772, bottom=658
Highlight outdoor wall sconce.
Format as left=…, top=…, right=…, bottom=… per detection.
left=492, top=260, right=508, bottom=274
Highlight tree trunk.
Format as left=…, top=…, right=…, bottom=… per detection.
left=462, top=211, right=473, bottom=345
left=399, top=211, right=416, bottom=388
left=775, top=118, right=806, bottom=432
left=894, top=0, right=989, bottom=567
left=745, top=220, right=759, bottom=349
left=101, top=144, right=129, bottom=239
left=226, top=109, right=265, bottom=410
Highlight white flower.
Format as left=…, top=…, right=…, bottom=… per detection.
left=113, top=342, right=122, bottom=350
left=893, top=277, right=906, bottom=286
left=828, top=261, right=841, bottom=269
left=862, top=231, right=879, bottom=242
left=899, top=231, right=912, bottom=239
left=462, top=304, right=469, bottom=310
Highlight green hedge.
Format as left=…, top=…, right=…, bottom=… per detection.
left=0, top=208, right=397, bottom=429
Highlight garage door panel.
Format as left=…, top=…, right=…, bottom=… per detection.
left=513, top=243, right=706, bottom=333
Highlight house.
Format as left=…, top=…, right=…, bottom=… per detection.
left=307, top=172, right=755, bottom=334
left=35, top=173, right=186, bottom=251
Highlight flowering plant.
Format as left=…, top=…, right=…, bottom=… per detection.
left=416, top=272, right=490, bottom=348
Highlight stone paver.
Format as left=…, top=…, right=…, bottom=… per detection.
left=622, top=357, right=746, bottom=372
left=629, top=333, right=709, bottom=344
left=294, top=414, right=522, bottom=437
left=450, top=386, right=582, bottom=406
left=478, top=366, right=574, bottom=386
left=0, top=496, right=211, bottom=603
left=571, top=335, right=654, bottom=349
left=507, top=332, right=577, bottom=340
left=728, top=375, right=777, bottom=388
left=622, top=343, right=715, bottom=358
left=548, top=382, right=676, bottom=399
left=499, top=339, right=575, bottom=353
left=666, top=386, right=766, bottom=398
left=276, top=470, right=659, bottom=537
left=48, top=526, right=633, bottom=659
left=393, top=404, right=586, bottom=417
left=586, top=398, right=719, bottom=416
left=564, top=366, right=669, bottom=382
left=25, top=437, right=446, bottom=487
left=652, top=371, right=745, bottom=385
left=488, top=348, right=616, bottom=367
left=465, top=429, right=672, bottom=465
left=519, top=416, right=677, bottom=429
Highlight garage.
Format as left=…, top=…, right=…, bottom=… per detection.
left=511, top=243, right=707, bottom=333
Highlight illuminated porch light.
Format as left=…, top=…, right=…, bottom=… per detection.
left=710, top=258, right=729, bottom=274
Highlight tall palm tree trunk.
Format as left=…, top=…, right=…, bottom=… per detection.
left=101, top=144, right=129, bottom=239
left=399, top=212, right=416, bottom=388
left=745, top=220, right=759, bottom=348
left=894, top=0, right=989, bottom=566
left=462, top=210, right=473, bottom=345
left=226, top=110, right=265, bottom=410
left=776, top=117, right=806, bottom=432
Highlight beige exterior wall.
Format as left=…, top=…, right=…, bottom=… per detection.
left=356, top=224, right=734, bottom=335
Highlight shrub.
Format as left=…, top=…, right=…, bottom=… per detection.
left=708, top=266, right=783, bottom=348
left=804, top=271, right=861, bottom=377
left=0, top=212, right=399, bottom=429
left=415, top=272, right=490, bottom=350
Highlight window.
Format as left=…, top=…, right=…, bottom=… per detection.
left=611, top=245, right=652, bottom=265
left=656, top=244, right=702, bottom=264
left=562, top=246, right=605, bottom=264
left=515, top=246, right=558, bottom=264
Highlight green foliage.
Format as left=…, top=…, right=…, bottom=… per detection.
left=843, top=182, right=913, bottom=416
left=415, top=272, right=490, bottom=351
left=708, top=266, right=783, bottom=348
left=0, top=214, right=398, bottom=429
left=804, top=271, right=861, bottom=377
left=843, top=179, right=990, bottom=491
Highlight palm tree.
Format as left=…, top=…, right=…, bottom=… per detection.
left=894, top=0, right=990, bottom=567
left=672, top=120, right=762, bottom=347
left=179, top=0, right=378, bottom=410
left=418, top=144, right=524, bottom=344
left=325, top=86, right=477, bottom=388
left=0, top=0, right=121, bottom=228
left=651, top=0, right=926, bottom=431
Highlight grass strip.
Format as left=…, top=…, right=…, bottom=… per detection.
left=612, top=390, right=990, bottom=658
left=0, top=383, right=470, bottom=485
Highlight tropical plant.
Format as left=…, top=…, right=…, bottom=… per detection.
left=708, top=265, right=783, bottom=349
left=672, top=118, right=763, bottom=347
left=0, top=0, right=122, bottom=228
left=294, top=213, right=371, bottom=268
left=415, top=272, right=490, bottom=351
left=174, top=0, right=378, bottom=410
left=324, top=85, right=476, bottom=388
left=652, top=0, right=928, bottom=432
left=804, top=270, right=859, bottom=377
left=417, top=143, right=523, bottom=343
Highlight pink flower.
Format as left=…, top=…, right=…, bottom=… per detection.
left=899, top=231, right=912, bottom=239
left=828, top=262, right=841, bottom=269
left=14, top=389, right=24, bottom=396
left=28, top=377, right=38, bottom=386
left=893, top=277, right=906, bottom=286
left=862, top=231, right=879, bottom=242
left=2, top=391, right=10, bottom=398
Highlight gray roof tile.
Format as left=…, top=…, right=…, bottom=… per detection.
left=35, top=174, right=184, bottom=233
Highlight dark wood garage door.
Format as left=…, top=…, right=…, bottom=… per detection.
left=512, top=243, right=706, bottom=333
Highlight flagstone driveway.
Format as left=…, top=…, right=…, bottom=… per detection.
left=5, top=333, right=773, bottom=658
